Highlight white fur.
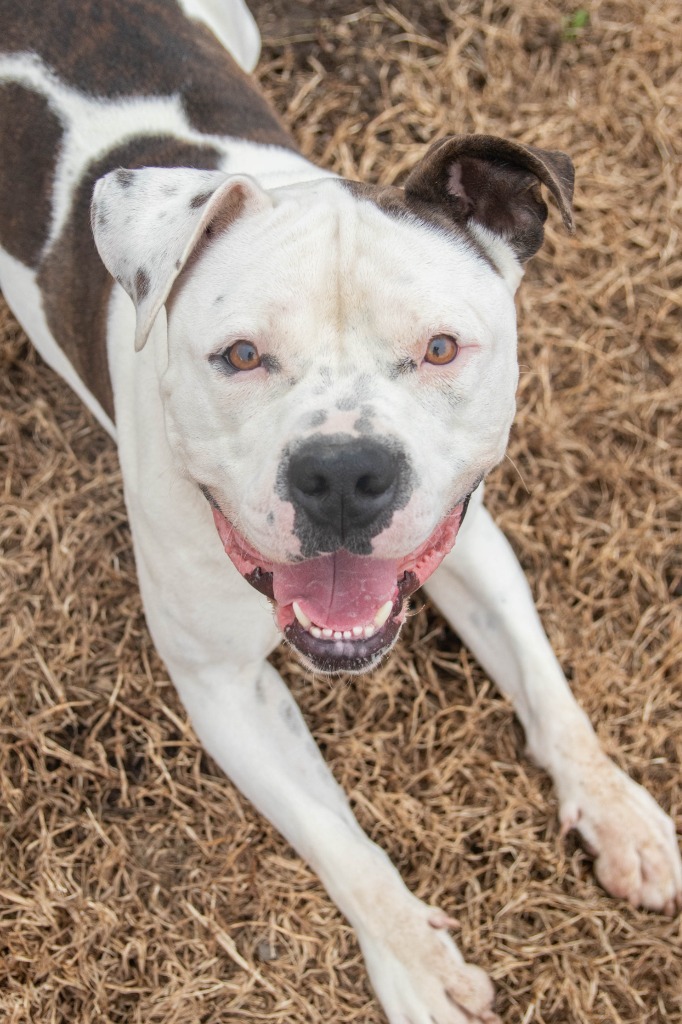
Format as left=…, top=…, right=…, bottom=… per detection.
left=94, top=171, right=518, bottom=566
left=2, top=3, right=680, bottom=1022
left=177, top=0, right=261, bottom=73
left=95, top=156, right=681, bottom=1023
left=469, top=222, right=525, bottom=292
left=0, top=247, right=116, bottom=435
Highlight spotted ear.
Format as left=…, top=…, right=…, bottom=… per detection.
left=91, top=168, right=271, bottom=351
left=404, top=134, right=574, bottom=263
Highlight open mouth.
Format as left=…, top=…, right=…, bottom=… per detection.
left=209, top=498, right=471, bottom=675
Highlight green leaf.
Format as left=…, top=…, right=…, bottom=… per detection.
left=563, top=8, right=590, bottom=40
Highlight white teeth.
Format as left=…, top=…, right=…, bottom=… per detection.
left=295, top=601, right=395, bottom=642
left=293, top=601, right=311, bottom=629
left=373, top=600, right=393, bottom=629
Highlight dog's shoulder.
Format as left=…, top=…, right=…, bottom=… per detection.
left=0, top=0, right=294, bottom=422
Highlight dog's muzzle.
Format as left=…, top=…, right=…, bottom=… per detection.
left=283, top=435, right=412, bottom=558
left=206, top=477, right=476, bottom=676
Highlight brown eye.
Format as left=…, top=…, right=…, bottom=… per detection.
left=226, top=340, right=261, bottom=371
left=425, top=334, right=459, bottom=366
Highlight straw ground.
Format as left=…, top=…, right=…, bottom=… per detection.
left=1, top=1, right=680, bottom=1021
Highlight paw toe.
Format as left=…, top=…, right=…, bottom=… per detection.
left=560, top=768, right=682, bottom=914
left=444, top=962, right=498, bottom=1021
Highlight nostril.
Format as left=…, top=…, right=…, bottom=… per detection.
left=286, top=436, right=408, bottom=540
left=301, top=473, right=328, bottom=498
left=290, top=456, right=331, bottom=498
left=356, top=472, right=393, bottom=498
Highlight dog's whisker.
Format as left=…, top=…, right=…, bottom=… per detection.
left=504, top=451, right=531, bottom=494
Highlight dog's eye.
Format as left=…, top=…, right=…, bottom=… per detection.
left=225, top=340, right=261, bottom=371
left=424, top=334, right=459, bottom=366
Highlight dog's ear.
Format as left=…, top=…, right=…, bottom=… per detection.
left=404, top=134, right=574, bottom=263
left=91, top=169, right=271, bottom=351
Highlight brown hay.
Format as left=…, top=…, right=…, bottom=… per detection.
left=1, top=1, right=681, bottom=1021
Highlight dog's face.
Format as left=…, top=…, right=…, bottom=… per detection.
left=92, top=136, right=574, bottom=674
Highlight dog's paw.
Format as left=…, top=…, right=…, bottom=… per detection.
left=357, top=898, right=500, bottom=1024
left=559, top=759, right=682, bottom=915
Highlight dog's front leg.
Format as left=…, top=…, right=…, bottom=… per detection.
left=424, top=489, right=682, bottom=914
left=166, top=653, right=499, bottom=1024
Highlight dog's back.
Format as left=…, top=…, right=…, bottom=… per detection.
left=0, top=0, right=287, bottom=429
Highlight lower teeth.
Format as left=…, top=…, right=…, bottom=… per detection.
left=291, top=599, right=395, bottom=641
left=309, top=622, right=377, bottom=641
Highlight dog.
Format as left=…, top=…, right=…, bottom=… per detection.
left=1, top=1, right=680, bottom=1021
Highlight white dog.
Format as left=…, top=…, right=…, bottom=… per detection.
left=1, top=1, right=679, bottom=1020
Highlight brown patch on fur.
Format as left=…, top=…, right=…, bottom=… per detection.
left=0, top=0, right=295, bottom=148
left=37, top=136, right=222, bottom=421
left=0, top=82, right=63, bottom=267
left=403, top=135, right=574, bottom=262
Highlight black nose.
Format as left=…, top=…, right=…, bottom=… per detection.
left=287, top=437, right=404, bottom=544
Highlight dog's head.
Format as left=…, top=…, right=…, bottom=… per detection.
left=92, top=135, right=573, bottom=674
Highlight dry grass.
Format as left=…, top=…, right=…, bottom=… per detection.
left=1, top=1, right=681, bottom=1021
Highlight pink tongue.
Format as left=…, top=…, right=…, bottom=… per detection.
left=272, top=550, right=398, bottom=629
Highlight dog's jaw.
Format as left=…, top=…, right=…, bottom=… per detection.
left=209, top=497, right=470, bottom=674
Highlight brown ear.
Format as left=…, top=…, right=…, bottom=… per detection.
left=404, top=134, right=574, bottom=262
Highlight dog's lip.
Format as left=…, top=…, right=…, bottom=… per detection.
left=207, top=494, right=471, bottom=674
left=280, top=567, right=420, bottom=674
left=283, top=610, right=403, bottom=675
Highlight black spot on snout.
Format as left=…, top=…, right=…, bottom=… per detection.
left=336, top=394, right=358, bottom=411
left=304, top=410, right=328, bottom=430
left=354, top=415, right=374, bottom=435
left=354, top=404, right=377, bottom=435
